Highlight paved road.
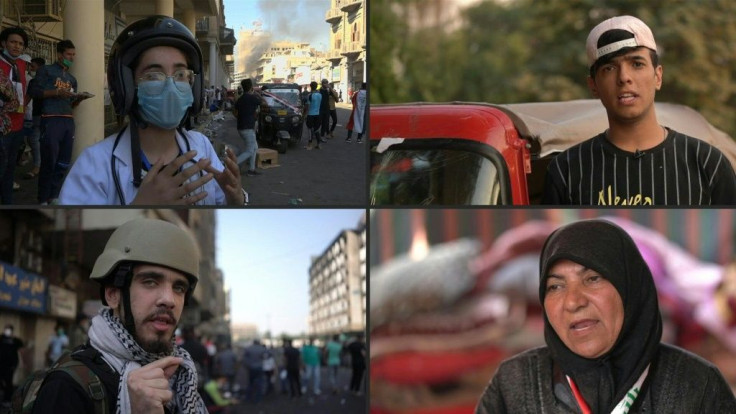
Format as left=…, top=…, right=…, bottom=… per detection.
left=227, top=365, right=367, bottom=414
left=0, top=366, right=366, bottom=414
left=8, top=104, right=367, bottom=206
left=208, top=105, right=367, bottom=206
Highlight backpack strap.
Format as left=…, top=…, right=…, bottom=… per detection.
left=52, top=351, right=108, bottom=414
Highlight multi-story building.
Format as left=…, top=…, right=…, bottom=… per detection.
left=0, top=0, right=235, bottom=156
left=325, top=0, right=366, bottom=99
left=231, top=322, right=259, bottom=345
left=234, top=26, right=272, bottom=81
left=195, top=14, right=236, bottom=90
left=254, top=41, right=321, bottom=85
left=308, top=221, right=366, bottom=337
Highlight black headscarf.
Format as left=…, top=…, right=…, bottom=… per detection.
left=538, top=219, right=662, bottom=413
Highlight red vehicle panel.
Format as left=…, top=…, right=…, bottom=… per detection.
left=370, top=103, right=531, bottom=205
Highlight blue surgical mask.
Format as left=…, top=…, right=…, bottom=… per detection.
left=137, top=78, right=193, bottom=129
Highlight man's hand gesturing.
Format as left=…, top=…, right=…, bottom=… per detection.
left=127, top=356, right=181, bottom=414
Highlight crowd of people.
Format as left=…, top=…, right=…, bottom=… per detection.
left=3, top=220, right=373, bottom=413
left=0, top=18, right=368, bottom=206
left=0, top=27, right=92, bottom=205
left=0, top=18, right=246, bottom=206
left=173, top=330, right=367, bottom=412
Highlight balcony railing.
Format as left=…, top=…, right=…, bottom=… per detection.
left=195, top=18, right=210, bottom=34
left=325, top=8, right=342, bottom=23
left=340, top=0, right=362, bottom=13
left=341, top=41, right=363, bottom=55
left=326, top=50, right=343, bottom=61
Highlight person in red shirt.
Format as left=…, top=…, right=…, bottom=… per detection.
left=0, top=26, right=28, bottom=204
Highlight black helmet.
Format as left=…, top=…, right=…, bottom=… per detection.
left=107, top=15, right=204, bottom=118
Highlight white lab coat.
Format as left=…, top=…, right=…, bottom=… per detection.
left=59, top=128, right=227, bottom=205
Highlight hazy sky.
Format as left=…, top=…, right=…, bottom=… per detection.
left=223, top=0, right=331, bottom=51
left=215, top=209, right=364, bottom=336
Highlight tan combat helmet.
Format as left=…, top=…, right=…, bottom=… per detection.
left=91, top=218, right=199, bottom=305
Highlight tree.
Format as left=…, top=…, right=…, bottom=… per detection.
left=371, top=0, right=736, bottom=138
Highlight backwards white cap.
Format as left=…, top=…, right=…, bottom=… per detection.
left=586, top=15, right=657, bottom=67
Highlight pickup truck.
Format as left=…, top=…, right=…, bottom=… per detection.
left=370, top=100, right=736, bottom=205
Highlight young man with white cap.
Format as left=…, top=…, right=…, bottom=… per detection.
left=542, top=15, right=736, bottom=205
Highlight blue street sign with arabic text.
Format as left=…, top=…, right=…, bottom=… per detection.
left=0, top=261, right=47, bottom=314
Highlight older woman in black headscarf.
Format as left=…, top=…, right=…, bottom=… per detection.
left=476, top=219, right=736, bottom=413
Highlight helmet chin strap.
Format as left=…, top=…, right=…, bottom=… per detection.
left=130, top=116, right=143, bottom=188
left=120, top=283, right=137, bottom=341
left=112, top=263, right=138, bottom=341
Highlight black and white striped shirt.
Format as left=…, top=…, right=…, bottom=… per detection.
left=542, top=129, right=736, bottom=205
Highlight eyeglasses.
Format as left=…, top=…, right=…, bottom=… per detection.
left=137, top=69, right=195, bottom=94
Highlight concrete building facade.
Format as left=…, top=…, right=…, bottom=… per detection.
left=308, top=222, right=366, bottom=337
left=326, top=0, right=366, bottom=100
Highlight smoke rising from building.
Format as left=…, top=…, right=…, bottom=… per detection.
left=235, top=0, right=328, bottom=76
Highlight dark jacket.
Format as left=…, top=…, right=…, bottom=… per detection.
left=28, top=62, right=77, bottom=116
left=319, top=88, right=330, bottom=113
left=475, top=344, right=736, bottom=414
left=32, top=344, right=118, bottom=414
left=32, top=344, right=175, bottom=414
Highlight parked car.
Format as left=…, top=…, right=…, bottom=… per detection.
left=370, top=100, right=736, bottom=205
left=257, top=83, right=304, bottom=153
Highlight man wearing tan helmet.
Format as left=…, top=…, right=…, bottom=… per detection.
left=542, top=16, right=736, bottom=205
left=31, top=218, right=207, bottom=414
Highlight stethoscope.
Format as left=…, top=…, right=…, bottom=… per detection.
left=111, top=124, right=202, bottom=205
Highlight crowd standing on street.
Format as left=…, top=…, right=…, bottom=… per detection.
left=325, top=334, right=343, bottom=394
left=45, top=323, right=69, bottom=367
left=304, top=81, right=323, bottom=150
left=214, top=342, right=238, bottom=394
left=283, top=338, right=302, bottom=398
left=21, top=57, right=45, bottom=182
left=180, top=325, right=209, bottom=387
left=30, top=38, right=93, bottom=205
left=233, top=78, right=261, bottom=177
left=346, top=332, right=367, bottom=396
left=0, top=40, right=20, bottom=205
left=346, top=82, right=367, bottom=144
left=0, top=325, right=23, bottom=405
left=262, top=349, right=277, bottom=396
left=67, top=313, right=90, bottom=349
left=301, top=338, right=322, bottom=395
left=318, top=79, right=331, bottom=141
left=325, top=81, right=341, bottom=138
left=242, top=339, right=267, bottom=403
left=0, top=27, right=29, bottom=205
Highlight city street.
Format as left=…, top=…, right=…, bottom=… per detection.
left=0, top=365, right=366, bottom=414
left=226, top=365, right=366, bottom=414
left=207, top=104, right=367, bottom=206
left=9, top=104, right=367, bottom=206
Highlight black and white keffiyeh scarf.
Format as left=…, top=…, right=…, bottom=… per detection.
left=88, top=308, right=206, bottom=414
